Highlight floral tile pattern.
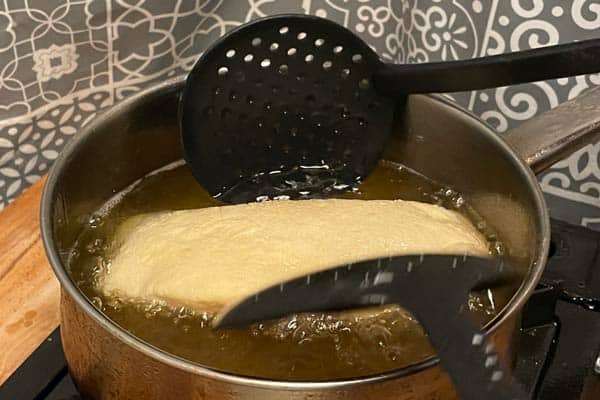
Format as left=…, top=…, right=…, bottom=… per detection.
left=0, top=0, right=598, bottom=229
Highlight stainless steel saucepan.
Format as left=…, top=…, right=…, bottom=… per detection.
left=40, top=77, right=600, bottom=399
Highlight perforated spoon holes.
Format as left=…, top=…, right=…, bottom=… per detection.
left=181, top=15, right=397, bottom=197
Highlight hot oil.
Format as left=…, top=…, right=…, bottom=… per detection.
left=69, top=160, right=508, bottom=381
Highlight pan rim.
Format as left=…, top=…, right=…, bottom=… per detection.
left=40, top=77, right=549, bottom=390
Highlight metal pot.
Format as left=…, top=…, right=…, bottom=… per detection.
left=40, top=77, right=600, bottom=399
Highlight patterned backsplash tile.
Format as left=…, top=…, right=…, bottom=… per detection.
left=0, top=0, right=598, bottom=228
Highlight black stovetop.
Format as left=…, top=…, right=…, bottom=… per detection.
left=1, top=219, right=599, bottom=400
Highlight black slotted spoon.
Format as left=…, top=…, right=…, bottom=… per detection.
left=215, top=254, right=526, bottom=400
left=179, top=14, right=600, bottom=201
left=178, top=14, right=599, bottom=399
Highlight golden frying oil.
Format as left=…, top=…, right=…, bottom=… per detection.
left=68, top=160, right=507, bottom=381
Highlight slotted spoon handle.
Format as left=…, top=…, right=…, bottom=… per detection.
left=374, top=38, right=600, bottom=96
left=402, top=279, right=525, bottom=400
left=368, top=256, right=527, bottom=400
left=425, top=314, right=524, bottom=400
left=216, top=255, right=527, bottom=399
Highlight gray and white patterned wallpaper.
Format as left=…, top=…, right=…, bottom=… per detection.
left=0, top=0, right=598, bottom=229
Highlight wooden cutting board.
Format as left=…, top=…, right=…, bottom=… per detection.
left=0, top=177, right=60, bottom=385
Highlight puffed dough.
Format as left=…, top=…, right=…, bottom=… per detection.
left=98, top=199, right=489, bottom=314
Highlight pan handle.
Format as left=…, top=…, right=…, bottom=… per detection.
left=502, top=85, right=600, bottom=174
